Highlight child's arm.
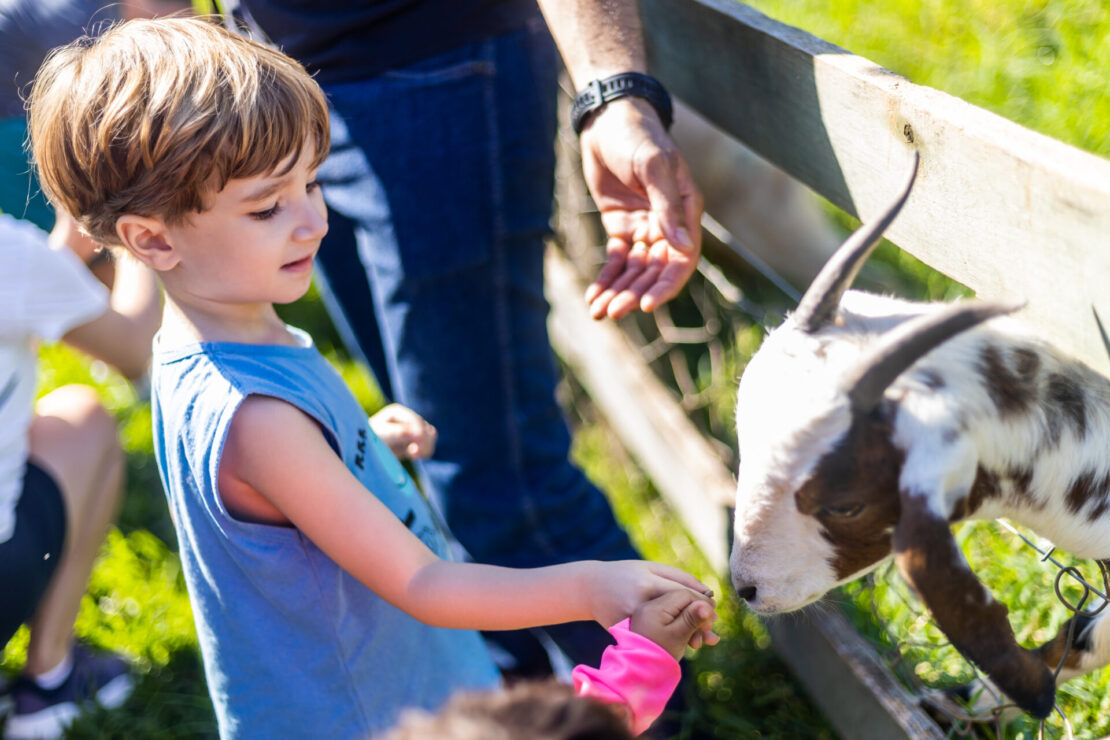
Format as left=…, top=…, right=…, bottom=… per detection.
left=627, top=587, right=719, bottom=658
left=369, top=403, right=437, bottom=459
left=220, top=396, right=710, bottom=630
left=572, top=590, right=719, bottom=735
left=62, top=255, right=161, bottom=380
left=55, top=214, right=161, bottom=380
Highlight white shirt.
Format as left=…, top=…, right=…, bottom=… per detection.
left=0, top=213, right=107, bottom=542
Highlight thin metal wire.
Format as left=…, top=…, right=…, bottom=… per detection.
left=993, top=519, right=1110, bottom=608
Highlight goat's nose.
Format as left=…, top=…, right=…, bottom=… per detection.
left=736, top=584, right=757, bottom=603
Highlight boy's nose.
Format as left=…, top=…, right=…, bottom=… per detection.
left=295, top=201, right=329, bottom=242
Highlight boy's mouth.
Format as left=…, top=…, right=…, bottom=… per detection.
left=281, top=255, right=314, bottom=272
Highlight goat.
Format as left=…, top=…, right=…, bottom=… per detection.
left=729, top=151, right=1110, bottom=719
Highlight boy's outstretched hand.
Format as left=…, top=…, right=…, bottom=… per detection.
left=584, top=561, right=713, bottom=630
left=370, top=403, right=437, bottom=460
left=630, top=589, right=720, bottom=660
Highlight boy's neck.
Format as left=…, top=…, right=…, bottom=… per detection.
left=159, top=293, right=299, bottom=347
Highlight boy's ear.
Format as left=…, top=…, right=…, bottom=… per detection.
left=116, top=214, right=180, bottom=271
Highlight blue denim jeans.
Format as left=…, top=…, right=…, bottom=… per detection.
left=314, top=17, right=639, bottom=669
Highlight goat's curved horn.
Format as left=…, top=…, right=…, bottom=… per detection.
left=793, top=151, right=920, bottom=333
left=844, top=300, right=1024, bottom=413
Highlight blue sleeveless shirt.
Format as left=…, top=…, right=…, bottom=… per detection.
left=150, top=328, right=500, bottom=740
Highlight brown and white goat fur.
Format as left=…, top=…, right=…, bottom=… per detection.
left=730, top=153, right=1110, bottom=719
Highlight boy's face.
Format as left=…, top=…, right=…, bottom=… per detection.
left=158, top=143, right=328, bottom=309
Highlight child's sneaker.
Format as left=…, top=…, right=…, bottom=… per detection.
left=3, top=645, right=132, bottom=740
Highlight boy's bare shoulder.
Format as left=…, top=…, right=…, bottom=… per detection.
left=229, top=395, right=314, bottom=436
left=221, top=395, right=325, bottom=491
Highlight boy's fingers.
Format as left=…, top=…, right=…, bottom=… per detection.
left=649, top=562, right=710, bottom=595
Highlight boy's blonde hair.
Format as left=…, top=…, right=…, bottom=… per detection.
left=28, top=17, right=330, bottom=246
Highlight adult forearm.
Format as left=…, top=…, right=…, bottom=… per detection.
left=536, top=0, right=646, bottom=87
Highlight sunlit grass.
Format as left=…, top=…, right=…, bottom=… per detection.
left=742, top=0, right=1110, bottom=158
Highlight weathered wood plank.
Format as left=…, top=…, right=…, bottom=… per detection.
left=767, top=611, right=948, bottom=740
left=642, top=0, right=1110, bottom=375
left=545, top=247, right=733, bottom=574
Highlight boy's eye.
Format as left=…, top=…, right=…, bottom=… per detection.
left=249, top=181, right=319, bottom=219
left=250, top=203, right=281, bottom=220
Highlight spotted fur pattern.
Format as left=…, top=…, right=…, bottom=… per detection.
left=730, top=290, right=1110, bottom=719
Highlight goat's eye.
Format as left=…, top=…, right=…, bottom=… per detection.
left=821, top=503, right=864, bottom=519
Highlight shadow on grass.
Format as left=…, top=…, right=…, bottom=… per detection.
left=65, top=649, right=217, bottom=740
left=119, top=451, right=177, bottom=549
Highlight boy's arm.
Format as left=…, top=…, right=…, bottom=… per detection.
left=222, top=396, right=710, bottom=630
left=55, top=212, right=161, bottom=380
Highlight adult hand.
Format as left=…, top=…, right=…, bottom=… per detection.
left=579, top=97, right=704, bottom=320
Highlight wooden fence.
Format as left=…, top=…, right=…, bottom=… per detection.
left=546, top=1, right=1110, bottom=738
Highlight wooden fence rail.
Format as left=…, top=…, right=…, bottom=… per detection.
left=642, top=0, right=1110, bottom=375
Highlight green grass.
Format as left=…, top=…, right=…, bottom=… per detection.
left=743, top=0, right=1110, bottom=158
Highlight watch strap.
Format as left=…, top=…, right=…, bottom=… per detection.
left=570, top=72, right=674, bottom=134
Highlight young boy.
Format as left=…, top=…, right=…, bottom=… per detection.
left=27, top=17, right=717, bottom=740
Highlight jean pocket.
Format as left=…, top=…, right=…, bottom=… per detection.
left=324, top=56, right=498, bottom=280
left=378, top=56, right=495, bottom=84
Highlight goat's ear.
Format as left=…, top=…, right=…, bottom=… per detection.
left=893, top=488, right=1055, bottom=718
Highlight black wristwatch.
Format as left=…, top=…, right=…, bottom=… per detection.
left=570, top=72, right=674, bottom=134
